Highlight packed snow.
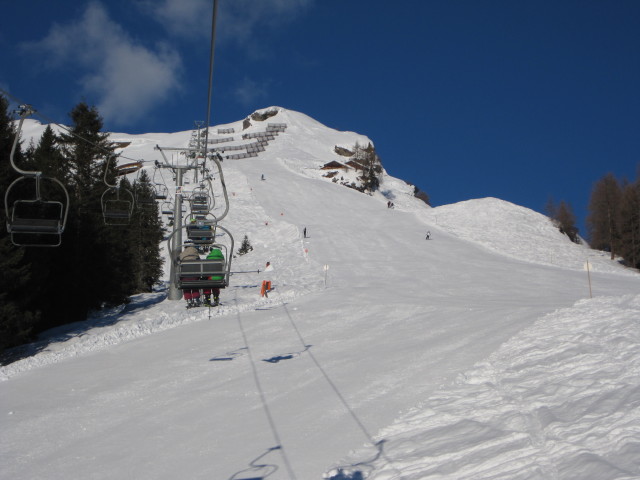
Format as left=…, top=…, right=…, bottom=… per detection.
left=2, top=108, right=639, bottom=480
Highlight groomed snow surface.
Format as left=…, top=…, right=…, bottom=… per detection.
left=2, top=108, right=640, bottom=480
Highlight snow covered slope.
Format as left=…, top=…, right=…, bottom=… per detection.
left=2, top=107, right=639, bottom=480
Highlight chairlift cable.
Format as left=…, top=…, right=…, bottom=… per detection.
left=202, top=0, right=219, bottom=162
left=273, top=289, right=401, bottom=474
left=0, top=87, right=146, bottom=165
left=233, top=292, right=298, bottom=480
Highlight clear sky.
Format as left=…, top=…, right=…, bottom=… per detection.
left=1, top=0, right=638, bottom=236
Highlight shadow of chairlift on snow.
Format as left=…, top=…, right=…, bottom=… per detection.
left=326, top=440, right=388, bottom=480
left=262, top=345, right=311, bottom=363
left=209, top=347, right=248, bottom=362
left=228, top=446, right=280, bottom=480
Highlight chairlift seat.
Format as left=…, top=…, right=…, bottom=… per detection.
left=105, top=210, right=132, bottom=219
left=178, top=259, right=227, bottom=288
left=10, top=217, right=62, bottom=233
left=9, top=199, right=64, bottom=234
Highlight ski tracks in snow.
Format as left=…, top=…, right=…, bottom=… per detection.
left=353, top=294, right=640, bottom=480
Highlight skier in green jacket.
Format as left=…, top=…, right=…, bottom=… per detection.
left=203, top=247, right=224, bottom=306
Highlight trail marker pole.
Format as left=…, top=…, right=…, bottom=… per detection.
left=585, top=259, right=593, bottom=298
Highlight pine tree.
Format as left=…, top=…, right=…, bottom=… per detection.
left=130, top=170, right=165, bottom=292
left=31, top=125, right=68, bottom=181
left=587, top=173, right=622, bottom=260
left=546, top=198, right=579, bottom=244
left=0, top=96, right=40, bottom=355
left=237, top=234, right=253, bottom=255
left=54, top=102, right=123, bottom=318
left=20, top=122, right=74, bottom=331
left=555, top=201, right=579, bottom=244
left=353, top=142, right=382, bottom=193
left=619, top=177, right=640, bottom=269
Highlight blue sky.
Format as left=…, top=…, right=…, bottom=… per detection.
left=1, top=0, right=638, bottom=236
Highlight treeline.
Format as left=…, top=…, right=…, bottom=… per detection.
left=547, top=169, right=640, bottom=270
left=0, top=96, right=165, bottom=356
left=587, top=171, right=640, bottom=268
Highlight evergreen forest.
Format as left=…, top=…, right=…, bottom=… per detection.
left=1, top=96, right=164, bottom=357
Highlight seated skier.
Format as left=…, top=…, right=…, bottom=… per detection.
left=202, top=247, right=225, bottom=307
left=179, top=246, right=201, bottom=308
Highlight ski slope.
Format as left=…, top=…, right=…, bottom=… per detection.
left=2, top=108, right=639, bottom=480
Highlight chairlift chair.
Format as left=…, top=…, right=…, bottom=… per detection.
left=167, top=223, right=234, bottom=290
left=186, top=215, right=217, bottom=245
left=4, top=106, right=70, bottom=247
left=5, top=175, right=70, bottom=247
left=136, top=192, right=156, bottom=210
left=189, top=188, right=211, bottom=215
left=101, top=187, right=134, bottom=225
left=161, top=201, right=173, bottom=215
left=154, top=184, right=168, bottom=200
left=101, top=153, right=135, bottom=225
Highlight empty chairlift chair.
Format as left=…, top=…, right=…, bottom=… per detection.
left=101, top=186, right=135, bottom=225
left=4, top=106, right=70, bottom=247
left=5, top=174, right=70, bottom=247
left=161, top=201, right=173, bottom=216
left=154, top=184, right=168, bottom=200
left=101, top=155, right=136, bottom=225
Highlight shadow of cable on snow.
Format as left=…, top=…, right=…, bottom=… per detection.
left=227, top=446, right=280, bottom=480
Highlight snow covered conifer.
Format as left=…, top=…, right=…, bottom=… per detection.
left=237, top=234, right=253, bottom=255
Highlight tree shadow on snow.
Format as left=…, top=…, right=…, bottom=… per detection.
left=0, top=291, right=167, bottom=366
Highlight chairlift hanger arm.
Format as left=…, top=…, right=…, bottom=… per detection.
left=155, top=145, right=202, bottom=169
left=209, top=152, right=230, bottom=222
left=9, top=105, right=37, bottom=176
